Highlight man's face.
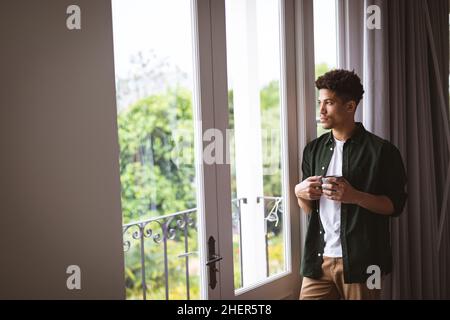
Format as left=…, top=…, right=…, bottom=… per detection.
left=318, top=89, right=355, bottom=130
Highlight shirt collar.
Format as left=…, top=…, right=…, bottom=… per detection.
left=325, top=122, right=366, bottom=145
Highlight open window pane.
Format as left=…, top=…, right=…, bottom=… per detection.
left=225, top=0, right=288, bottom=290
left=112, top=0, right=201, bottom=300
left=313, top=0, right=337, bottom=137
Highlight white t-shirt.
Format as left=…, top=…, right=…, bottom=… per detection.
left=319, top=138, right=345, bottom=257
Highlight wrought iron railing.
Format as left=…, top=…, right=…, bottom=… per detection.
left=123, top=196, right=282, bottom=300
left=122, top=208, right=197, bottom=300
left=258, top=196, right=283, bottom=277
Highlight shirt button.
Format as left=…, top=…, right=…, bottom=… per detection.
left=317, top=253, right=322, bottom=257
left=321, top=166, right=325, bottom=170
left=330, top=147, right=333, bottom=151
left=319, top=230, right=323, bottom=234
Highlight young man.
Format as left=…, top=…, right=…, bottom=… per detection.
left=295, top=69, right=407, bottom=300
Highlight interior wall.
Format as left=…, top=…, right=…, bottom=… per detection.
left=0, top=0, right=125, bottom=299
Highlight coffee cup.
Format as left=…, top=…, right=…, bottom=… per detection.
left=321, top=175, right=343, bottom=191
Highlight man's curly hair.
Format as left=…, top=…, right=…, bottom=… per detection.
left=315, top=69, right=364, bottom=106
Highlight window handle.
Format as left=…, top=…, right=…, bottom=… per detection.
left=206, top=236, right=222, bottom=289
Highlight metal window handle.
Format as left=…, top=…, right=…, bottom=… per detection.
left=207, top=236, right=222, bottom=289
left=206, top=254, right=223, bottom=266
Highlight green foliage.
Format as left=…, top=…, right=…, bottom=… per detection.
left=119, top=81, right=285, bottom=299
left=123, top=227, right=200, bottom=300
left=315, top=63, right=332, bottom=137
left=260, top=80, right=282, bottom=197
left=315, top=62, right=331, bottom=78
left=118, top=87, right=196, bottom=224
left=118, top=87, right=200, bottom=299
left=260, top=80, right=280, bottom=111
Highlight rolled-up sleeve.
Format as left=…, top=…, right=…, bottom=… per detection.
left=379, top=142, right=407, bottom=217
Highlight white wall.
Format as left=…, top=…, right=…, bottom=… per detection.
left=0, top=0, right=125, bottom=299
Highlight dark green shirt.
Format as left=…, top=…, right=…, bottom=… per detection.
left=300, top=122, right=407, bottom=283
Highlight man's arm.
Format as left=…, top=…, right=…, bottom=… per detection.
left=322, top=178, right=397, bottom=216
left=322, top=143, right=407, bottom=216
left=297, top=197, right=314, bottom=214
left=353, top=191, right=394, bottom=216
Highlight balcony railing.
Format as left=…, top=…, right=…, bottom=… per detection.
left=122, top=196, right=283, bottom=300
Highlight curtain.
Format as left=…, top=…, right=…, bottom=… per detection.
left=337, top=0, right=366, bottom=122
left=337, top=0, right=450, bottom=299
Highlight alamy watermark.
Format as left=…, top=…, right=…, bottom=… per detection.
left=66, top=5, right=81, bottom=30
left=366, top=5, right=381, bottom=30
left=169, top=121, right=282, bottom=176
left=366, top=265, right=381, bottom=290
left=66, top=265, right=81, bottom=290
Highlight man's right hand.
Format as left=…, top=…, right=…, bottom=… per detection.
left=294, top=176, right=323, bottom=201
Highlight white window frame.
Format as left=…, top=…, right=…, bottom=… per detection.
left=193, top=0, right=317, bottom=299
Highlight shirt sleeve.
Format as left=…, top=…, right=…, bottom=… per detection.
left=302, top=142, right=313, bottom=181
left=379, top=142, right=408, bottom=217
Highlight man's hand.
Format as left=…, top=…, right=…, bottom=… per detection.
left=321, top=177, right=360, bottom=204
left=294, top=176, right=323, bottom=201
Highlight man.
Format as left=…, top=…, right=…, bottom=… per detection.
left=295, top=69, right=407, bottom=300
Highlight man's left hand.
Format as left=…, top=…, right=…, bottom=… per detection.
left=322, top=177, right=361, bottom=204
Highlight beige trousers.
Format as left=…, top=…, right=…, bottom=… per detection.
left=299, top=257, right=381, bottom=300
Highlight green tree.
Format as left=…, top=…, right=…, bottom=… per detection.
left=118, top=87, right=196, bottom=224
left=119, top=81, right=285, bottom=299
left=315, top=62, right=330, bottom=78
left=315, top=62, right=332, bottom=137
left=118, top=87, right=200, bottom=300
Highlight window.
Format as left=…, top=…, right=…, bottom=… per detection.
left=112, top=0, right=201, bottom=300
left=313, top=0, right=338, bottom=137
left=112, top=0, right=302, bottom=300
left=225, top=0, right=289, bottom=290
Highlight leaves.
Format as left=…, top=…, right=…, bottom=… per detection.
left=119, top=82, right=284, bottom=299
left=118, top=88, right=196, bottom=224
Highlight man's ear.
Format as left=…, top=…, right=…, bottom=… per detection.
left=346, top=100, right=357, bottom=113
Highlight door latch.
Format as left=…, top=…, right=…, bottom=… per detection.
left=206, top=236, right=223, bottom=289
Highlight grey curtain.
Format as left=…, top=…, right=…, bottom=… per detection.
left=337, top=0, right=365, bottom=122
left=338, top=0, right=450, bottom=299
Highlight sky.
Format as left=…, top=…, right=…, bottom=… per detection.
left=112, top=0, right=194, bottom=80
left=313, top=0, right=337, bottom=68
left=112, top=0, right=337, bottom=85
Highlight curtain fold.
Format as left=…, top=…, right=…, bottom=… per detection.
left=337, top=0, right=365, bottom=121
left=337, top=0, right=450, bottom=299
